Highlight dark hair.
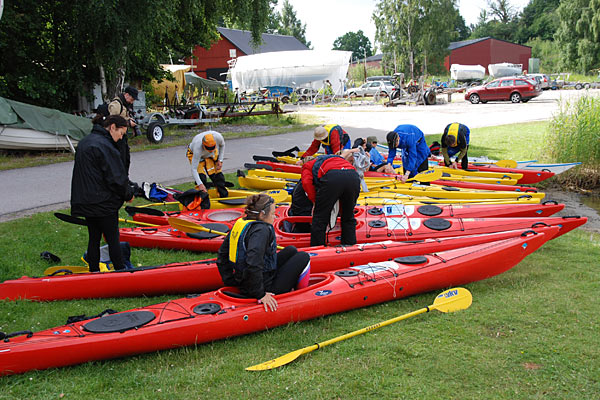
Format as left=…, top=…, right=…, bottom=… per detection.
left=352, top=138, right=365, bottom=149
left=92, top=114, right=128, bottom=128
left=386, top=131, right=398, bottom=146
left=244, top=194, right=274, bottom=220
left=444, top=135, right=456, bottom=146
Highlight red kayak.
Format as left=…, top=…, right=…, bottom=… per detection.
left=131, top=202, right=564, bottom=227
left=0, top=227, right=558, bottom=302
left=462, top=163, right=555, bottom=184
left=0, top=232, right=550, bottom=376
left=119, top=213, right=586, bottom=253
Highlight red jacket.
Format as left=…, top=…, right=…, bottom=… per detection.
left=300, top=156, right=355, bottom=202
left=301, top=126, right=345, bottom=158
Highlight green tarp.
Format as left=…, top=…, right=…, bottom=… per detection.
left=0, top=97, right=92, bottom=141
left=184, top=72, right=226, bottom=91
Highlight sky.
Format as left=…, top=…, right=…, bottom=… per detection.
left=279, top=0, right=531, bottom=52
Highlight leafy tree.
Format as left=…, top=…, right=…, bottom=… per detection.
left=469, top=0, right=518, bottom=41
left=526, top=38, right=561, bottom=72
left=277, top=0, right=311, bottom=48
left=0, top=0, right=272, bottom=111
left=374, top=0, right=458, bottom=78
left=555, top=0, right=600, bottom=73
left=487, top=0, right=517, bottom=24
left=515, top=0, right=560, bottom=43
left=455, top=14, right=471, bottom=41
left=333, top=30, right=373, bottom=61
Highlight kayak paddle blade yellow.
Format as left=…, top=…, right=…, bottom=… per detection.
left=431, top=287, right=472, bottom=313
left=495, top=160, right=517, bottom=168
left=245, top=346, right=317, bottom=371
left=167, top=217, right=227, bottom=236
left=407, top=168, right=443, bottom=182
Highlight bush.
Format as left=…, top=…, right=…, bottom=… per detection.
left=545, top=95, right=600, bottom=188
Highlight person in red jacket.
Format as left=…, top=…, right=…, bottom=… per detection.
left=298, top=125, right=351, bottom=162
left=300, top=154, right=361, bottom=246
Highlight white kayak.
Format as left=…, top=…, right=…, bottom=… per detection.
left=522, top=162, right=582, bottom=174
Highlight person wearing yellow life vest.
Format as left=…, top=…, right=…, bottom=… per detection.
left=186, top=131, right=228, bottom=197
left=298, top=124, right=351, bottom=162
left=441, top=122, right=470, bottom=169
left=216, top=194, right=310, bottom=312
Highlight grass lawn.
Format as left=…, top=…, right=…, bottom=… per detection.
left=0, top=122, right=599, bottom=397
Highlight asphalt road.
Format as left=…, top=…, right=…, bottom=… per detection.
left=1, top=89, right=598, bottom=221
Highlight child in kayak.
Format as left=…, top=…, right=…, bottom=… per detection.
left=441, top=122, right=470, bottom=170
left=217, top=194, right=310, bottom=312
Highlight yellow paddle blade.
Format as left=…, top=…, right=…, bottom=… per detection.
left=167, top=217, right=228, bottom=236
left=431, top=287, right=472, bottom=313
left=43, top=265, right=90, bottom=276
left=246, top=345, right=318, bottom=371
left=246, top=287, right=472, bottom=371
left=495, top=160, right=517, bottom=168
left=407, top=168, right=443, bottom=182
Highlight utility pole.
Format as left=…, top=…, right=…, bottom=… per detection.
left=363, top=49, right=367, bottom=81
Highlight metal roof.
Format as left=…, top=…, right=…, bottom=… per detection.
left=448, top=36, right=532, bottom=51
left=217, top=27, right=309, bottom=55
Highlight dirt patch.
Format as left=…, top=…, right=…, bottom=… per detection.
left=544, top=187, right=600, bottom=233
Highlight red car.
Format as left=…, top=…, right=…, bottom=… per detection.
left=465, top=77, right=542, bottom=104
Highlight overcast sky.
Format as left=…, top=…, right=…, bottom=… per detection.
left=278, top=0, right=531, bottom=52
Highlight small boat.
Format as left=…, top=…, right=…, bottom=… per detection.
left=488, top=63, right=522, bottom=78
left=0, top=228, right=558, bottom=302
left=0, top=232, right=551, bottom=376
left=450, top=64, right=485, bottom=81
left=523, top=162, right=581, bottom=175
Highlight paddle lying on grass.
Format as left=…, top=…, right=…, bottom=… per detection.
left=54, top=212, right=158, bottom=227
left=246, top=287, right=472, bottom=371
left=167, top=217, right=285, bottom=250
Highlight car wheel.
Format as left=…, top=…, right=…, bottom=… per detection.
left=575, top=83, right=583, bottom=90
left=146, top=122, right=164, bottom=144
left=469, top=94, right=480, bottom=104
left=510, top=92, right=521, bottom=103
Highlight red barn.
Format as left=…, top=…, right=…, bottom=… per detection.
left=444, top=37, right=531, bottom=74
left=187, top=27, right=309, bottom=81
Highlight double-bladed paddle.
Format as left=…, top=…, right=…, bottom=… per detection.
left=54, top=212, right=158, bottom=227
left=246, top=287, right=472, bottom=371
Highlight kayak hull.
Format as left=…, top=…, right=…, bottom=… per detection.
left=0, top=233, right=549, bottom=376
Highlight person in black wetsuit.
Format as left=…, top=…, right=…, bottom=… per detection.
left=217, top=194, right=310, bottom=312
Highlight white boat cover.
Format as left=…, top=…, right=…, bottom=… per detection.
left=488, top=63, right=522, bottom=78
left=231, top=50, right=352, bottom=94
left=450, top=64, right=485, bottom=81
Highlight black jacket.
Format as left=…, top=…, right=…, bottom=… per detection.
left=217, top=222, right=277, bottom=299
left=70, top=124, right=133, bottom=217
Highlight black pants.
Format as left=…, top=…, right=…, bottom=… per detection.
left=268, top=246, right=310, bottom=294
left=200, top=172, right=229, bottom=198
left=405, top=157, right=431, bottom=185
left=85, top=213, right=124, bottom=272
left=311, top=169, right=361, bottom=246
left=445, top=146, right=469, bottom=170
left=289, top=182, right=312, bottom=233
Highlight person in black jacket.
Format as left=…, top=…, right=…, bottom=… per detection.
left=217, top=194, right=310, bottom=312
left=70, top=115, right=135, bottom=272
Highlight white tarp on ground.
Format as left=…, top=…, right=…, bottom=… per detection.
left=230, top=50, right=352, bottom=94
left=450, top=64, right=486, bottom=81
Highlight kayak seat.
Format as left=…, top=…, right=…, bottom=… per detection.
left=83, top=311, right=155, bottom=333
left=221, top=290, right=251, bottom=299
left=367, top=208, right=384, bottom=216
left=423, top=218, right=452, bottom=231
left=417, top=205, right=442, bottom=216
left=394, top=255, right=428, bottom=265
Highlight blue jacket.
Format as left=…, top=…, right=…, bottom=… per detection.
left=387, top=124, right=430, bottom=177
left=369, top=147, right=385, bottom=165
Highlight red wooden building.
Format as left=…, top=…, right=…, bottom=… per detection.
left=444, top=37, right=531, bottom=74
left=187, top=27, right=309, bottom=81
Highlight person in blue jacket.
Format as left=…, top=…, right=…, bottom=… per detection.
left=386, top=124, right=431, bottom=183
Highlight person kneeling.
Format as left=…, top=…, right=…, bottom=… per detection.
left=217, top=194, right=310, bottom=312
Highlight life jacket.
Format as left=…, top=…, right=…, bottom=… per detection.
left=447, top=123, right=460, bottom=148
left=320, top=124, right=350, bottom=154
left=228, top=219, right=277, bottom=272
left=311, top=154, right=343, bottom=187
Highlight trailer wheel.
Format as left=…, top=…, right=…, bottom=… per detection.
left=424, top=89, right=437, bottom=105
left=146, top=122, right=164, bottom=144
left=575, top=83, right=583, bottom=90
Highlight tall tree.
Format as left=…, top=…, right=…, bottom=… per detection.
left=333, top=30, right=373, bottom=60
left=374, top=0, right=459, bottom=78
left=487, top=0, right=516, bottom=24
left=469, top=0, right=518, bottom=41
left=515, top=0, right=560, bottom=43
left=277, top=0, right=311, bottom=47
left=0, top=0, right=272, bottom=111
left=555, top=0, right=600, bottom=73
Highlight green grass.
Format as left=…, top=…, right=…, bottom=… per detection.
left=0, top=114, right=315, bottom=171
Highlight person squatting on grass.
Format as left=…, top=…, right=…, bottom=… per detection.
left=441, top=122, right=470, bottom=170
left=70, top=115, right=136, bottom=272
left=300, top=154, right=361, bottom=247
left=186, top=130, right=229, bottom=198
left=217, top=194, right=310, bottom=312
left=386, top=124, right=431, bottom=183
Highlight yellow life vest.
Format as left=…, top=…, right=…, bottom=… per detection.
left=447, top=123, right=460, bottom=148
left=320, top=124, right=337, bottom=145
left=228, top=218, right=254, bottom=263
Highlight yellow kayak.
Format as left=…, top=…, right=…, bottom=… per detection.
left=434, top=166, right=523, bottom=181
left=358, top=195, right=542, bottom=205
left=361, top=188, right=544, bottom=201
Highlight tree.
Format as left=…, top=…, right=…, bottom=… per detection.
left=514, top=0, right=561, bottom=43
left=333, top=31, right=373, bottom=61
left=0, top=0, right=272, bottom=111
left=277, top=0, right=311, bottom=47
left=487, top=0, right=516, bottom=24
left=374, top=0, right=459, bottom=78
left=555, top=0, right=600, bottom=73
left=455, top=14, right=471, bottom=41
left=469, top=0, right=518, bottom=42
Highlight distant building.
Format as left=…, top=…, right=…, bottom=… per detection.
left=187, top=27, right=309, bottom=81
left=350, top=53, right=383, bottom=68
left=444, top=37, right=531, bottom=74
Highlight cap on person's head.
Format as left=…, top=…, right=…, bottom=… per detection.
left=124, top=86, right=139, bottom=100
left=386, top=131, right=398, bottom=146
left=202, top=133, right=217, bottom=150
left=366, top=136, right=378, bottom=145
left=314, top=126, right=328, bottom=141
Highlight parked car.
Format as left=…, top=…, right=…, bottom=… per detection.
left=345, top=81, right=395, bottom=98
left=525, top=73, right=550, bottom=90
left=465, top=77, right=542, bottom=104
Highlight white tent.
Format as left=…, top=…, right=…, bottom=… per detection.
left=230, top=50, right=352, bottom=94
